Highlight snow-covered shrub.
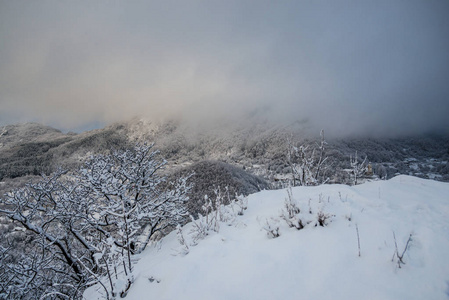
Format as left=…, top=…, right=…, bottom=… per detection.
left=286, top=130, right=330, bottom=186
left=185, top=188, right=248, bottom=249
left=280, top=189, right=334, bottom=231
left=235, top=194, right=248, bottom=216
left=216, top=188, right=240, bottom=224
left=316, top=210, right=332, bottom=227
left=176, top=225, right=189, bottom=256
left=189, top=214, right=210, bottom=245
left=284, top=187, right=300, bottom=218
left=280, top=187, right=304, bottom=230
left=261, top=218, right=281, bottom=238
left=0, top=143, right=191, bottom=299
left=189, top=194, right=217, bottom=244
left=189, top=188, right=231, bottom=243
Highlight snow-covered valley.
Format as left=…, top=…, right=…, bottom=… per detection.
left=86, top=175, right=449, bottom=300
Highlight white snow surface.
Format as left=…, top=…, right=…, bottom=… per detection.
left=85, top=175, right=449, bottom=300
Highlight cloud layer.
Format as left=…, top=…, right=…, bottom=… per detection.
left=1, top=0, right=448, bottom=136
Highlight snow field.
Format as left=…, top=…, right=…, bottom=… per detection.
left=85, top=175, right=449, bottom=300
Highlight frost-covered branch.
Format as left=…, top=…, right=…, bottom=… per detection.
left=286, top=130, right=330, bottom=186
left=350, top=151, right=367, bottom=185
left=0, top=143, right=191, bottom=299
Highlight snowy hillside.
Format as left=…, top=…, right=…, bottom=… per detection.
left=85, top=176, right=449, bottom=300
left=2, top=120, right=448, bottom=185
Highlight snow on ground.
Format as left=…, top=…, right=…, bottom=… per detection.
left=85, top=175, right=449, bottom=300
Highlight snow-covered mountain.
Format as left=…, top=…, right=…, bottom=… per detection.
left=2, top=120, right=449, bottom=299
left=1, top=119, right=448, bottom=185
left=85, top=175, right=449, bottom=300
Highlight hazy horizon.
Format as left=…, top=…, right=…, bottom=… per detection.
left=1, top=1, right=448, bottom=137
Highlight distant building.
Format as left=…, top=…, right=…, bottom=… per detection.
left=366, top=163, right=373, bottom=176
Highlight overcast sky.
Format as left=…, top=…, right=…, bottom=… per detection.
left=1, top=0, right=448, bottom=136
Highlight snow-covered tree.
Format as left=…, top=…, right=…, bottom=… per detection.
left=0, top=143, right=191, bottom=299
left=350, top=151, right=367, bottom=185
left=77, top=143, right=191, bottom=295
left=287, top=130, right=330, bottom=186
left=0, top=169, right=100, bottom=299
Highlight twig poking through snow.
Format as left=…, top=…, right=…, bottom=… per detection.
left=392, top=232, right=413, bottom=268
left=356, top=224, right=361, bottom=257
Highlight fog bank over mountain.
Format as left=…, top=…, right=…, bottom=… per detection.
left=1, top=1, right=449, bottom=137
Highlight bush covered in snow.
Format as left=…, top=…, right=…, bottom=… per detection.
left=0, top=144, right=190, bottom=299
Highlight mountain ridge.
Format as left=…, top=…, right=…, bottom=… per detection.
left=1, top=119, right=448, bottom=184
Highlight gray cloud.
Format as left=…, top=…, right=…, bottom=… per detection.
left=1, top=0, right=448, bottom=136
